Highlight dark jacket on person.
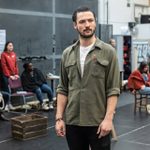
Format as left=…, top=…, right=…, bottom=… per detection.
left=21, top=68, right=47, bottom=91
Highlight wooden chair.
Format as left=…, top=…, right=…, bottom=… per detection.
left=133, top=90, right=150, bottom=114
left=8, top=78, right=36, bottom=113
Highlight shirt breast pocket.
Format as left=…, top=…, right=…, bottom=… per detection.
left=65, top=61, right=77, bottom=79
left=92, top=59, right=109, bottom=78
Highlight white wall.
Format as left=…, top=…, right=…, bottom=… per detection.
left=134, top=0, right=149, bottom=6
left=134, top=24, right=150, bottom=39
left=109, top=0, right=135, bottom=35
left=98, top=0, right=150, bottom=35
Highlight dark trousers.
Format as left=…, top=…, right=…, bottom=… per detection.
left=1, top=74, right=9, bottom=93
left=66, top=125, right=110, bottom=150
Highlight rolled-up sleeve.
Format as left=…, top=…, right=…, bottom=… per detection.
left=57, top=52, right=68, bottom=96
left=106, top=50, right=120, bottom=97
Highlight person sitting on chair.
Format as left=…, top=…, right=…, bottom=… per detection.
left=128, top=61, right=150, bottom=94
left=21, top=62, right=54, bottom=110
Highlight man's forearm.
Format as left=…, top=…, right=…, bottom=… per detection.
left=104, top=95, right=118, bottom=121
left=56, top=93, right=68, bottom=120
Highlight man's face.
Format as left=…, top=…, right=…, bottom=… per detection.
left=110, top=39, right=116, bottom=48
left=73, top=11, right=96, bottom=39
left=28, top=63, right=33, bottom=72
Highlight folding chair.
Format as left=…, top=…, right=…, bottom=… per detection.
left=0, top=91, right=11, bottom=110
left=8, top=78, right=36, bottom=114
left=133, top=90, right=150, bottom=114
left=0, top=91, right=11, bottom=120
left=0, top=91, right=6, bottom=110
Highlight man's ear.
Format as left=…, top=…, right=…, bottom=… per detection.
left=73, top=22, right=77, bottom=30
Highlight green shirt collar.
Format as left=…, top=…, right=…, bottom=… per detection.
left=71, top=37, right=103, bottom=51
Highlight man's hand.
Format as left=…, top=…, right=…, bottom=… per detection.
left=55, top=120, right=66, bottom=137
left=97, top=119, right=112, bottom=138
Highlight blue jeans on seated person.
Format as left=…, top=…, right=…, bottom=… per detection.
left=33, top=83, right=53, bottom=104
left=139, top=87, right=150, bottom=95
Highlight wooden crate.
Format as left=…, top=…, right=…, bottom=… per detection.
left=11, top=113, right=48, bottom=140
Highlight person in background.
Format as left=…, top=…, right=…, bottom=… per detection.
left=109, top=38, right=116, bottom=48
left=128, top=61, right=150, bottom=94
left=55, top=6, right=120, bottom=150
left=0, top=41, right=19, bottom=109
left=21, top=62, right=54, bottom=110
left=0, top=92, right=9, bottom=121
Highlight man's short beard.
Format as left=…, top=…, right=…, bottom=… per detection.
left=79, top=32, right=95, bottom=39
left=78, top=29, right=95, bottom=39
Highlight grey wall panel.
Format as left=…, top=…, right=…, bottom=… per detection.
left=18, top=59, right=53, bottom=76
left=99, top=24, right=113, bottom=43
left=0, top=0, right=98, bottom=76
left=55, top=18, right=77, bottom=54
left=0, top=0, right=52, bottom=12
left=55, top=0, right=98, bottom=15
left=55, top=59, right=61, bottom=75
left=0, top=13, right=53, bottom=57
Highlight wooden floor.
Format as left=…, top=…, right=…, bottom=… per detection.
left=1, top=91, right=150, bottom=150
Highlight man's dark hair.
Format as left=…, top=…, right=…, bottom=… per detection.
left=138, top=61, right=148, bottom=73
left=72, top=6, right=96, bottom=22
left=23, top=63, right=30, bottom=70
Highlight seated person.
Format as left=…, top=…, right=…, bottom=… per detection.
left=128, top=61, right=150, bottom=94
left=21, top=62, right=53, bottom=110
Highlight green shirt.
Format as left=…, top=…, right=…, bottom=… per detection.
left=57, top=38, right=120, bottom=126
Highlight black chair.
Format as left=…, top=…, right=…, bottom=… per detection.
left=133, top=90, right=150, bottom=114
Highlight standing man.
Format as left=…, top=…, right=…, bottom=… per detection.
left=109, top=38, right=116, bottom=48
left=55, top=6, right=120, bottom=150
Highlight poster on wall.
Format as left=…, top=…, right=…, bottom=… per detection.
left=0, top=30, right=6, bottom=54
left=132, top=40, right=150, bottom=70
left=133, top=40, right=150, bottom=62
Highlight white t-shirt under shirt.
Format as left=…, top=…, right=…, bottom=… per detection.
left=80, top=43, right=94, bottom=77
